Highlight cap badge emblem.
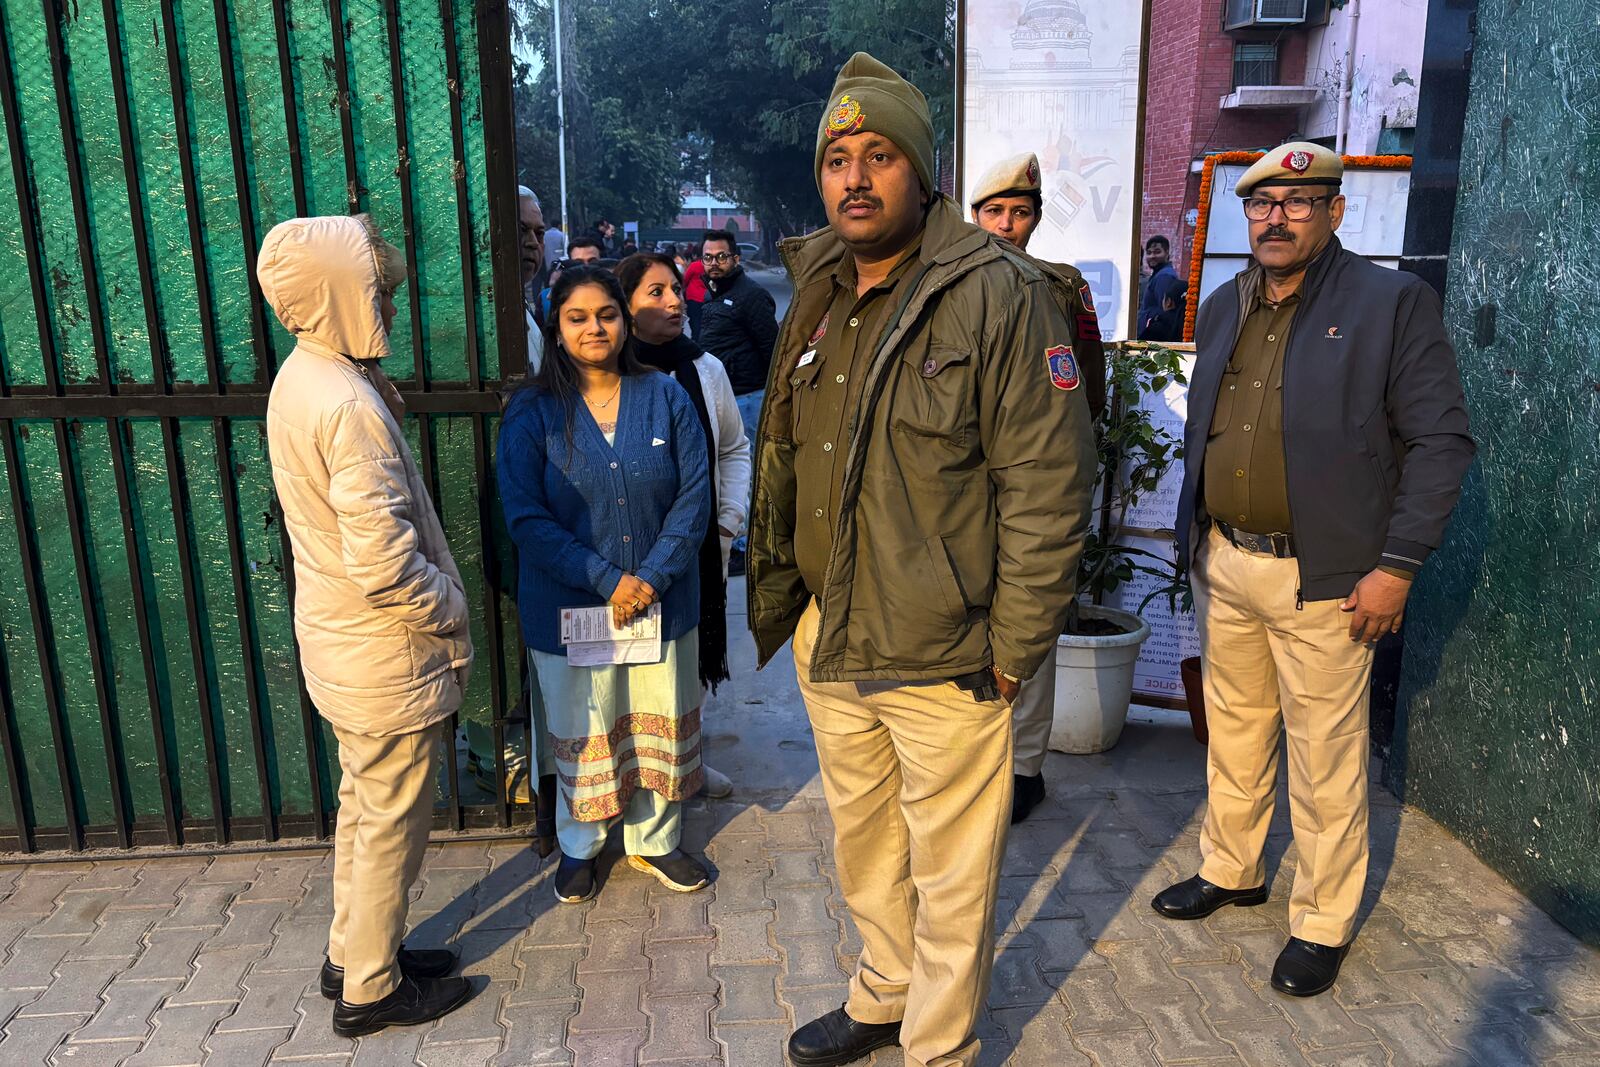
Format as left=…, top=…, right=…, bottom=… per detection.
left=1284, top=149, right=1313, bottom=174
left=1026, top=159, right=1040, bottom=185
left=826, top=95, right=866, bottom=139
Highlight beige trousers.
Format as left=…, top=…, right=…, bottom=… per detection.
left=793, top=601, right=1012, bottom=1067
left=327, top=723, right=441, bottom=1003
left=1011, top=645, right=1057, bottom=777
left=1193, top=527, right=1374, bottom=947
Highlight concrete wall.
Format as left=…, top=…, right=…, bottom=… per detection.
left=1301, top=0, right=1428, bottom=153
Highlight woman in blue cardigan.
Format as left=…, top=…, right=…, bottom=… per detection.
left=498, top=266, right=712, bottom=903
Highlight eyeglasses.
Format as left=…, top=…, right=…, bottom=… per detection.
left=1242, top=196, right=1330, bottom=222
left=701, top=252, right=735, bottom=264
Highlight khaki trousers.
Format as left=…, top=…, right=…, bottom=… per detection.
left=1011, top=645, right=1057, bottom=777
left=793, top=601, right=1012, bottom=1067
left=327, top=723, right=441, bottom=1004
left=1193, top=527, right=1374, bottom=947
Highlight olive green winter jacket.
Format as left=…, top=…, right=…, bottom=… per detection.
left=747, top=198, right=1096, bottom=683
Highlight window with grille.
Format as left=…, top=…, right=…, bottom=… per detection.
left=1233, top=42, right=1280, bottom=88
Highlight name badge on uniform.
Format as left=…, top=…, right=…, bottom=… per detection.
left=723, top=298, right=734, bottom=306
left=796, top=350, right=818, bottom=369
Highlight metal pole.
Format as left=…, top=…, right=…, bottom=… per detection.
left=706, top=171, right=713, bottom=226
left=553, top=0, right=570, bottom=229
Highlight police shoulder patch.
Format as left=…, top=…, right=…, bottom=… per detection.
left=1046, top=344, right=1080, bottom=391
left=1078, top=282, right=1096, bottom=314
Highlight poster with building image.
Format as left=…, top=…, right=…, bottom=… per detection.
left=960, top=0, right=1146, bottom=339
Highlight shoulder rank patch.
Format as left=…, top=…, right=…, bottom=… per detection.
left=1078, top=282, right=1096, bottom=315
left=1076, top=312, right=1102, bottom=343
left=1046, top=344, right=1080, bottom=391
left=809, top=311, right=830, bottom=346
left=825, top=95, right=866, bottom=139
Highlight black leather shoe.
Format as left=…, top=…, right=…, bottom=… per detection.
left=1151, top=874, right=1269, bottom=920
left=554, top=853, right=598, bottom=903
left=787, top=1005, right=901, bottom=1067
left=1271, top=936, right=1349, bottom=997
left=331, top=974, right=473, bottom=1037
left=1011, top=773, right=1046, bottom=824
left=320, top=947, right=458, bottom=999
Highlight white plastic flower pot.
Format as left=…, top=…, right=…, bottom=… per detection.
left=1049, top=605, right=1152, bottom=754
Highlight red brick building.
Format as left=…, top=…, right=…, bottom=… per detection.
left=1141, top=1, right=1317, bottom=275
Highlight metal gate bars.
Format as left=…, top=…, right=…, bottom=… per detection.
left=0, top=0, right=525, bottom=853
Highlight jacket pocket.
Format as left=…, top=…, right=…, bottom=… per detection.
left=1360, top=410, right=1396, bottom=496
left=787, top=360, right=824, bottom=445
left=924, top=535, right=970, bottom=626
left=892, top=345, right=973, bottom=442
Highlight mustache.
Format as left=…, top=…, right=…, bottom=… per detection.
left=1258, top=226, right=1293, bottom=242
left=837, top=194, right=881, bottom=213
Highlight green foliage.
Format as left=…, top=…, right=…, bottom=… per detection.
left=512, top=0, right=956, bottom=238
left=1068, top=344, right=1191, bottom=633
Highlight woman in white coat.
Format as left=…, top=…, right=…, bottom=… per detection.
left=617, top=253, right=750, bottom=799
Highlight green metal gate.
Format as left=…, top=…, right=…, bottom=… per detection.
left=0, top=0, right=526, bottom=852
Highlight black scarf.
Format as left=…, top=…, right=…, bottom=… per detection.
left=633, top=332, right=730, bottom=691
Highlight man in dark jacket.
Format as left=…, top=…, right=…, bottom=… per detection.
left=1151, top=142, right=1474, bottom=999
left=698, top=228, right=779, bottom=435
left=748, top=54, right=1095, bottom=1067
left=1138, top=234, right=1183, bottom=340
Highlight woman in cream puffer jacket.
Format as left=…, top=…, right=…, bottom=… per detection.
left=261, top=215, right=473, bottom=736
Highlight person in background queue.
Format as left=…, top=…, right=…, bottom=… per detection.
left=498, top=266, right=713, bottom=905
left=260, top=215, right=474, bottom=1037
left=1138, top=234, right=1185, bottom=341
left=540, top=235, right=606, bottom=324
left=748, top=54, right=1095, bottom=1067
left=519, top=186, right=548, bottom=363
left=682, top=241, right=708, bottom=334
left=968, top=150, right=1106, bottom=825
left=1152, top=142, right=1474, bottom=998
left=699, top=229, right=779, bottom=580
left=618, top=252, right=751, bottom=801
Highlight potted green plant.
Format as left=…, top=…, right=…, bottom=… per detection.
left=1049, top=342, right=1189, bottom=754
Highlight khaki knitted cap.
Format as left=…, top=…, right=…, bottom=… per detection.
left=814, top=52, right=935, bottom=197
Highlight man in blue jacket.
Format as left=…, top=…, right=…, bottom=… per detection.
left=1151, top=142, right=1474, bottom=998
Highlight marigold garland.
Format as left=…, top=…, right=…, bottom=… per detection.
left=1182, top=152, right=1413, bottom=343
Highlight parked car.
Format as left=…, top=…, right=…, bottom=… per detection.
left=737, top=242, right=759, bottom=259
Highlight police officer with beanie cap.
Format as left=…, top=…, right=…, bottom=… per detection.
left=748, top=53, right=1095, bottom=1066
left=969, top=150, right=1107, bottom=825
left=1151, top=141, right=1474, bottom=997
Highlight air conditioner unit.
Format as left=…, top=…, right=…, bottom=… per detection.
left=1224, top=0, right=1309, bottom=30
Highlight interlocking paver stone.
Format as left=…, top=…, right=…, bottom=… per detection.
left=639, top=993, right=717, bottom=1062
left=0, top=935, right=88, bottom=990
left=73, top=977, right=183, bottom=1043
left=62, top=909, right=159, bottom=963
left=492, top=998, right=574, bottom=1066
left=202, top=1024, right=290, bottom=1064
left=712, top=964, right=784, bottom=1024
left=123, top=1000, right=235, bottom=1067
left=776, top=933, right=848, bottom=989
left=564, top=1028, right=644, bottom=1065
left=1072, top=1027, right=1161, bottom=1067
left=414, top=1037, right=500, bottom=1067
left=644, top=938, right=716, bottom=997
left=420, top=979, right=508, bottom=1047
left=15, top=960, right=114, bottom=1017
left=0, top=1012, right=89, bottom=1067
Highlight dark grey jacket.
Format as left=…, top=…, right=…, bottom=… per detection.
left=1176, top=238, right=1475, bottom=601
left=700, top=267, right=779, bottom=395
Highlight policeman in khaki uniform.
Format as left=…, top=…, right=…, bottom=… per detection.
left=969, top=151, right=1107, bottom=823
left=1153, top=143, right=1474, bottom=997
left=747, top=54, right=1095, bottom=1067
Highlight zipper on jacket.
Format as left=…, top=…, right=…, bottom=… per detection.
left=1295, top=587, right=1304, bottom=612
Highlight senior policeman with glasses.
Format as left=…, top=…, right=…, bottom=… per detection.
left=1150, top=141, right=1474, bottom=998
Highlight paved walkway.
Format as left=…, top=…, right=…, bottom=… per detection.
left=0, top=593, right=1597, bottom=1065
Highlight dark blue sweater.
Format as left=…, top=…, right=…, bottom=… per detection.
left=497, top=372, right=710, bottom=654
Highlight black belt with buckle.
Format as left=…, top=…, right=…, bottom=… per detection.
left=1214, top=520, right=1296, bottom=558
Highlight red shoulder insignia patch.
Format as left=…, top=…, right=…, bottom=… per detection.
left=1046, top=344, right=1080, bottom=391
left=1078, top=282, right=1096, bottom=314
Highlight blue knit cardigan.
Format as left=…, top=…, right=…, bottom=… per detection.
left=497, top=371, right=710, bottom=654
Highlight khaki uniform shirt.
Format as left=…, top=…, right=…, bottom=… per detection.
left=1204, top=289, right=1299, bottom=534
left=791, top=240, right=923, bottom=595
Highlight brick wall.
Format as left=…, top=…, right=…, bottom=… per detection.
left=1142, top=1, right=1310, bottom=273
